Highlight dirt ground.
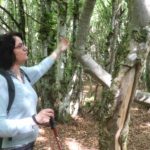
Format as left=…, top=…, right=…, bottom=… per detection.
left=34, top=114, right=99, bottom=150
left=34, top=102, right=150, bottom=150
left=128, top=103, right=150, bottom=150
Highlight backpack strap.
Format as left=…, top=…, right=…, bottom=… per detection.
left=20, top=68, right=30, bottom=82
left=0, top=68, right=30, bottom=113
left=0, top=138, right=2, bottom=149
left=0, top=69, right=15, bottom=114
left=0, top=69, right=15, bottom=149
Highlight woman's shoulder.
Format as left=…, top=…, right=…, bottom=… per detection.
left=20, top=66, right=27, bottom=70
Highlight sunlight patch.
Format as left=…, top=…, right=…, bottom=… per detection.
left=144, top=0, right=150, bottom=15
left=140, top=122, right=150, bottom=129
left=36, top=136, right=48, bottom=142
left=65, top=138, right=97, bottom=150
left=39, top=128, right=46, bottom=135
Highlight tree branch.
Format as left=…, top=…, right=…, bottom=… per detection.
left=0, top=24, right=8, bottom=32
left=0, top=16, right=13, bottom=31
left=0, top=5, right=20, bottom=29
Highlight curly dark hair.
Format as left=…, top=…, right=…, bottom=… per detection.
left=0, top=32, right=23, bottom=70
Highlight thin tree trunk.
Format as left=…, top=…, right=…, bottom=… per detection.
left=108, top=0, right=122, bottom=74
left=58, top=69, right=79, bottom=117
left=18, top=0, right=26, bottom=40
left=56, top=1, right=67, bottom=88
left=37, top=0, right=54, bottom=108
left=39, top=0, right=52, bottom=57
left=72, top=0, right=80, bottom=45
left=146, top=51, right=150, bottom=91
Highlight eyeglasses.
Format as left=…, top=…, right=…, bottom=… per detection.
left=14, top=43, right=27, bottom=51
left=14, top=43, right=25, bottom=49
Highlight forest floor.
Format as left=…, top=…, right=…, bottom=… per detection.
left=34, top=102, right=150, bottom=150
left=34, top=113, right=99, bottom=150
left=128, top=103, right=150, bottom=150
left=34, top=78, right=150, bottom=150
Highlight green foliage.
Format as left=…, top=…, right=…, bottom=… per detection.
left=132, top=29, right=148, bottom=43
left=88, top=0, right=112, bottom=66
left=38, top=3, right=57, bottom=42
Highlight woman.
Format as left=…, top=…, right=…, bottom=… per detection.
left=0, top=32, right=69, bottom=150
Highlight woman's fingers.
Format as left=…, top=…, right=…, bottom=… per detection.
left=35, top=108, right=55, bottom=125
left=59, top=37, right=69, bottom=51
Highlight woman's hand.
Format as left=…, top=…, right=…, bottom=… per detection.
left=34, top=108, right=54, bottom=126
left=50, top=37, right=69, bottom=60
left=57, top=37, right=69, bottom=52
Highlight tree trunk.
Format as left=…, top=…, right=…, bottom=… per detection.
left=72, top=0, right=80, bottom=45
left=108, top=0, right=122, bottom=74
left=18, top=0, right=26, bottom=41
left=56, top=0, right=67, bottom=89
left=146, top=51, right=150, bottom=91
left=37, top=0, right=56, bottom=108
left=58, top=69, right=80, bottom=121
left=39, top=0, right=52, bottom=57
left=74, top=0, right=112, bottom=88
left=99, top=0, right=150, bottom=149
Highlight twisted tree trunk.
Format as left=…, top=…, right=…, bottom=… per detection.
left=99, top=0, right=150, bottom=149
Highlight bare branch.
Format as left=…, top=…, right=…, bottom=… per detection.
left=0, top=24, right=8, bottom=32
left=0, top=5, right=20, bottom=29
left=0, top=16, right=13, bottom=31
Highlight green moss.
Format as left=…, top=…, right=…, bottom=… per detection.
left=98, top=89, right=115, bottom=122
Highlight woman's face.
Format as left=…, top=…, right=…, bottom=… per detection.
left=13, top=36, right=28, bottom=65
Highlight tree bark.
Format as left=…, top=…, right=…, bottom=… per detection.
left=99, top=0, right=150, bottom=149
left=108, top=0, right=122, bottom=74
left=58, top=69, right=79, bottom=120
left=56, top=0, right=67, bottom=87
